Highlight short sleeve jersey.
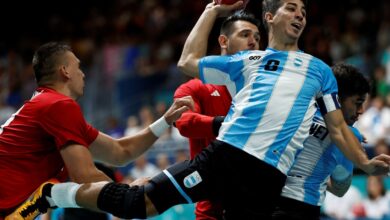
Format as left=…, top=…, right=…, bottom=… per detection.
left=198, top=48, right=340, bottom=174
left=281, top=110, right=362, bottom=206
left=0, top=87, right=98, bottom=210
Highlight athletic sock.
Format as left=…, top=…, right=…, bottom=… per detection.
left=51, top=183, right=81, bottom=208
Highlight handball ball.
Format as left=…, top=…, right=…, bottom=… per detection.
left=216, top=0, right=249, bottom=7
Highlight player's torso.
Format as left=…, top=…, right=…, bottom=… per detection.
left=0, top=89, right=67, bottom=209
left=199, top=84, right=231, bottom=117
left=218, top=50, right=324, bottom=174
left=282, top=111, right=345, bottom=206
left=190, top=84, right=231, bottom=156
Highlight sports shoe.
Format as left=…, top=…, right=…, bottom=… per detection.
left=5, top=179, right=59, bottom=220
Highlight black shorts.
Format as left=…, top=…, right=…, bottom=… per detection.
left=147, top=140, right=287, bottom=219
left=272, top=196, right=320, bottom=220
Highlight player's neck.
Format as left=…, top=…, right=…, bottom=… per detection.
left=45, top=83, right=77, bottom=100
left=268, top=36, right=299, bottom=51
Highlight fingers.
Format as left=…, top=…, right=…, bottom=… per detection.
left=164, top=96, right=194, bottom=124
left=374, top=154, right=390, bottom=164
left=174, top=96, right=194, bottom=111
left=175, top=106, right=190, bottom=115
left=167, top=106, right=190, bottom=123
left=212, top=1, right=245, bottom=17
left=368, top=157, right=390, bottom=176
left=362, top=135, right=367, bottom=143
left=230, top=1, right=245, bottom=9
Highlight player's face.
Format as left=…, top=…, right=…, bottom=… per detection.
left=270, top=0, right=306, bottom=42
left=224, top=20, right=260, bottom=55
left=340, top=94, right=367, bottom=126
left=64, top=51, right=85, bottom=99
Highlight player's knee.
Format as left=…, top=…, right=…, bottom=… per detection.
left=145, top=162, right=198, bottom=214
left=96, top=182, right=146, bottom=219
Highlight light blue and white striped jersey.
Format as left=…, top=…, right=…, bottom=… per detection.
left=199, top=48, right=340, bottom=175
left=281, top=110, right=362, bottom=206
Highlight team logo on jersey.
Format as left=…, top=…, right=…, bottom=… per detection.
left=183, top=171, right=202, bottom=188
left=294, top=58, right=303, bottom=67
left=211, top=90, right=220, bottom=97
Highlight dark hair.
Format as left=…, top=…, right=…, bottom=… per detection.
left=262, top=0, right=308, bottom=33
left=32, top=42, right=71, bottom=86
left=220, top=11, right=261, bottom=36
left=332, top=63, right=370, bottom=100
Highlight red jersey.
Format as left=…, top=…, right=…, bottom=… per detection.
left=174, top=78, right=231, bottom=220
left=0, top=87, right=98, bottom=211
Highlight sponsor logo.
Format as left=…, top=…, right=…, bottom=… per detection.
left=249, top=55, right=262, bottom=60
left=211, top=90, right=220, bottom=97
left=183, top=171, right=202, bottom=188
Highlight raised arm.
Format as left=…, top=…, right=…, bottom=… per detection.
left=89, top=96, right=194, bottom=166
left=177, top=1, right=244, bottom=78
left=324, top=110, right=390, bottom=175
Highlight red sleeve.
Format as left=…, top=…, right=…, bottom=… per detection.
left=40, top=99, right=99, bottom=150
left=174, top=79, right=216, bottom=139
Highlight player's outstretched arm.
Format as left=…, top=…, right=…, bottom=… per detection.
left=177, top=1, right=244, bottom=78
left=325, top=110, right=390, bottom=175
left=89, top=96, right=194, bottom=166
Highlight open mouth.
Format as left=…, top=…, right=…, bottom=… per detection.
left=291, top=22, right=302, bottom=31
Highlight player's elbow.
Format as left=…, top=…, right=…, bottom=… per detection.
left=69, top=168, right=110, bottom=183
left=174, top=121, right=189, bottom=137
left=177, top=57, right=199, bottom=78
left=332, top=187, right=348, bottom=197
left=177, top=59, right=190, bottom=75
left=112, top=150, right=134, bottom=166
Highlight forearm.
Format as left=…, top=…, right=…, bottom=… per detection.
left=91, top=97, right=193, bottom=166
left=91, top=126, right=163, bottom=166
left=325, top=111, right=369, bottom=170
left=177, top=6, right=218, bottom=77
left=330, top=124, right=368, bottom=169
left=116, top=128, right=160, bottom=163
left=70, top=169, right=112, bottom=183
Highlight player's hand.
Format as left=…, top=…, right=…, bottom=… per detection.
left=206, top=1, right=245, bottom=17
left=164, top=96, right=194, bottom=124
left=362, top=134, right=367, bottom=144
left=362, top=153, right=390, bottom=175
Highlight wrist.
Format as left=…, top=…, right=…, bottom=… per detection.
left=149, top=117, right=170, bottom=137
left=204, top=6, right=219, bottom=17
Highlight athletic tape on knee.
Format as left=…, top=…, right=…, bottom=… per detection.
left=97, top=182, right=146, bottom=219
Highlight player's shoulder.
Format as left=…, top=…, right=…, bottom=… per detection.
left=299, top=51, right=331, bottom=70
left=174, top=78, right=207, bottom=98
left=177, top=78, right=204, bottom=91
left=33, top=87, right=74, bottom=104
left=36, top=88, right=78, bottom=109
left=232, top=49, right=266, bottom=60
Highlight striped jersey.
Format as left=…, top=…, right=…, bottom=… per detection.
left=281, top=110, right=362, bottom=206
left=198, top=48, right=340, bottom=175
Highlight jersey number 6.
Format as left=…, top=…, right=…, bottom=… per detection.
left=264, top=59, right=280, bottom=71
